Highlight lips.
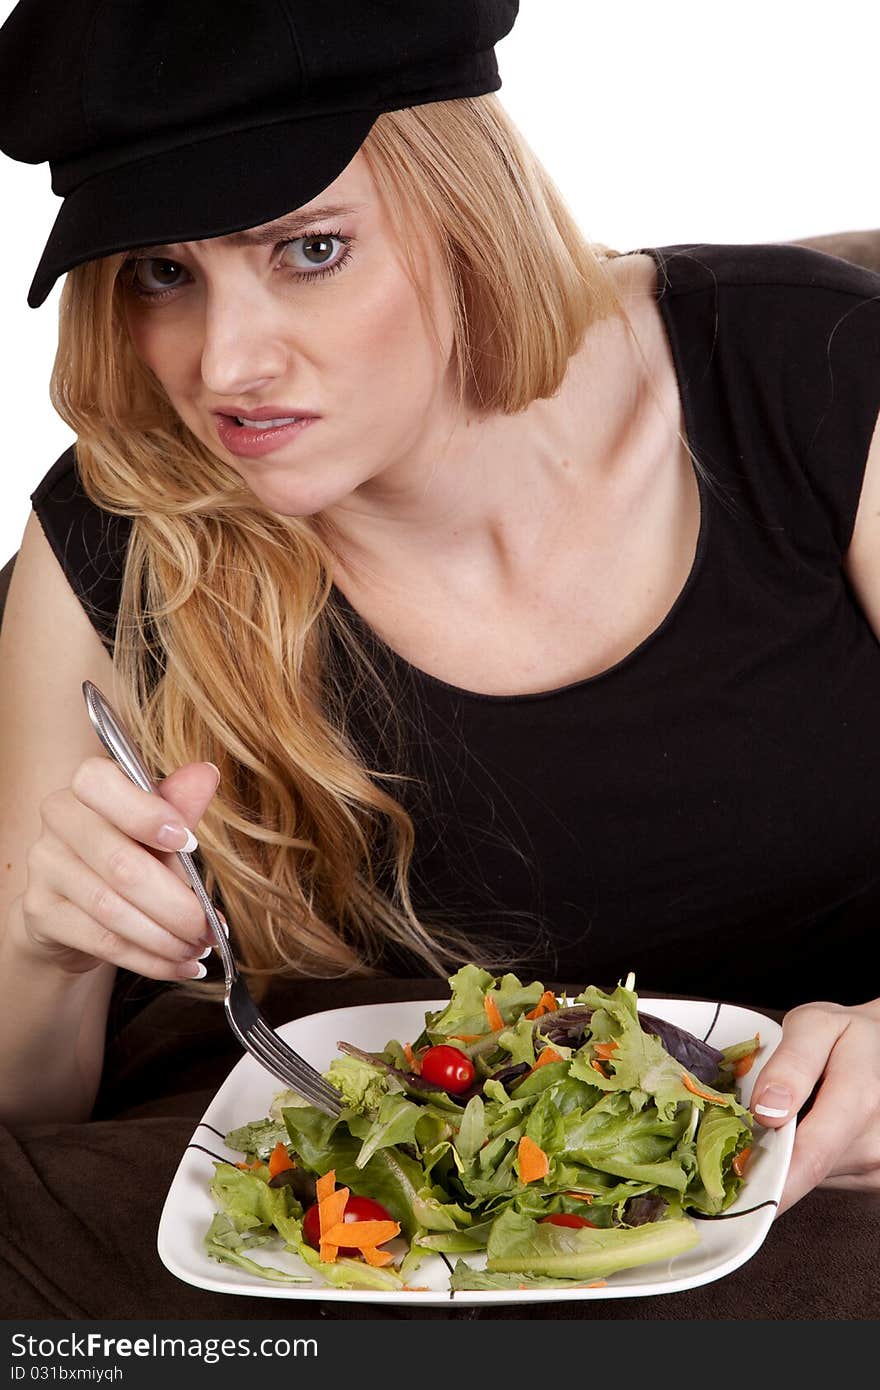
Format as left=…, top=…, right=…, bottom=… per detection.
left=215, top=406, right=318, bottom=423
left=214, top=411, right=319, bottom=459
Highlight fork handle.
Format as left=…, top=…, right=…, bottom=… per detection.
left=82, top=680, right=236, bottom=981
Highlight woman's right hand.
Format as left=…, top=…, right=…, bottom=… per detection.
left=14, top=756, right=222, bottom=979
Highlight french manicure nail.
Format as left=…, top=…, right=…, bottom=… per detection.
left=198, top=944, right=212, bottom=960
left=158, top=823, right=198, bottom=853
left=754, top=1084, right=793, bottom=1118
left=188, top=960, right=207, bottom=980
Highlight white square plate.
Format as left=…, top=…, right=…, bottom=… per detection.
left=157, top=996, right=795, bottom=1306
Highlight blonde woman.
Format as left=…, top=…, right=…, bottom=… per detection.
left=0, top=0, right=878, bottom=1320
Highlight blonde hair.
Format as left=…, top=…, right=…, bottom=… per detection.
left=49, top=94, right=631, bottom=1003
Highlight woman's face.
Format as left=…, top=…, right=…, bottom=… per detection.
left=120, top=152, right=458, bottom=518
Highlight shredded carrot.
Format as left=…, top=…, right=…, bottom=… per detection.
left=681, top=1071, right=727, bottom=1105
left=404, top=1042, right=421, bottom=1073
left=526, top=1045, right=563, bottom=1076
left=450, top=1033, right=482, bottom=1043
left=592, top=1040, right=619, bottom=1060
left=315, top=1170, right=337, bottom=1204
left=562, top=1191, right=594, bottom=1203
left=235, top=1158, right=263, bottom=1171
left=583, top=1280, right=608, bottom=1289
left=525, top=990, right=559, bottom=1020
left=484, top=993, right=504, bottom=1032
left=591, top=1059, right=608, bottom=1077
left=313, top=1170, right=401, bottom=1266
left=733, top=1052, right=757, bottom=1077
left=322, top=1219, right=399, bottom=1250
left=518, top=1134, right=550, bottom=1183
left=268, top=1141, right=295, bottom=1177
left=316, top=1170, right=350, bottom=1263
left=732, top=1146, right=753, bottom=1177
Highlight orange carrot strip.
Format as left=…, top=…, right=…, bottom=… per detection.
left=525, top=990, right=559, bottom=1020
left=484, top=994, right=504, bottom=1032
left=316, top=1172, right=350, bottom=1264
left=450, top=1033, right=482, bottom=1043
left=321, top=1219, right=400, bottom=1250
left=315, top=1170, right=337, bottom=1204
left=591, top=1059, right=608, bottom=1077
left=404, top=1042, right=421, bottom=1073
left=592, top=1040, right=619, bottom=1060
left=583, top=1280, right=608, bottom=1289
left=235, top=1159, right=263, bottom=1171
left=681, top=1072, right=727, bottom=1104
left=733, top=1053, right=757, bottom=1077
left=562, top=1191, right=594, bottom=1203
left=527, top=1046, right=563, bottom=1076
left=360, top=1246, right=395, bottom=1267
left=518, top=1134, right=550, bottom=1183
left=732, top=1146, right=753, bottom=1177
left=268, top=1142, right=295, bottom=1177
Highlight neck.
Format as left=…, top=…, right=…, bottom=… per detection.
left=323, top=309, right=646, bottom=599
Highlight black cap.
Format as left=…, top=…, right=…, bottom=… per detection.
left=0, top=0, right=519, bottom=308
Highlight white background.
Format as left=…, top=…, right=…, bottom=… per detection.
left=0, top=0, right=877, bottom=563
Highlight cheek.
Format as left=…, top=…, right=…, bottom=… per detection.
left=123, top=305, right=192, bottom=395
left=337, top=260, right=452, bottom=399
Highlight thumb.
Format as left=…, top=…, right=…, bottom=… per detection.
left=155, top=761, right=221, bottom=836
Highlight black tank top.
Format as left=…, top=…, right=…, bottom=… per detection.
left=30, top=243, right=880, bottom=1011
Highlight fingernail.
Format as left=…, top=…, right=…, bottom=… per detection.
left=158, top=823, right=198, bottom=852
left=216, top=912, right=230, bottom=938
left=754, top=1084, right=793, bottom=1118
left=204, top=762, right=221, bottom=789
left=197, top=944, right=213, bottom=960
left=185, top=960, right=207, bottom=980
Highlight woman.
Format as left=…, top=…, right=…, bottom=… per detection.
left=0, top=0, right=878, bottom=1319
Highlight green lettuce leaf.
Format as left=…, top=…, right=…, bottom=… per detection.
left=485, top=1207, right=699, bottom=1279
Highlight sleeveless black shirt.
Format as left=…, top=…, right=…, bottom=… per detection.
left=30, top=244, right=880, bottom=1011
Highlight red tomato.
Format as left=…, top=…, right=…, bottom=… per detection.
left=302, top=1193, right=394, bottom=1254
left=540, top=1213, right=597, bottom=1229
left=418, top=1044, right=476, bottom=1094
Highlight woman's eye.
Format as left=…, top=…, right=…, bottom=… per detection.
left=128, top=258, right=187, bottom=297
left=280, top=233, right=351, bottom=277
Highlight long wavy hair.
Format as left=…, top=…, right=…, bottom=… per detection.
left=49, top=94, right=643, bottom=1003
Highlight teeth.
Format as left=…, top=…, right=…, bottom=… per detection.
left=235, top=415, right=300, bottom=430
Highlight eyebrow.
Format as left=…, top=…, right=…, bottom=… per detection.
left=125, top=204, right=363, bottom=258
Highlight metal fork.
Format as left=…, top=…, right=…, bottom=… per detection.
left=82, top=680, right=344, bottom=1118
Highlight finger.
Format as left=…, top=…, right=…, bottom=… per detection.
left=70, top=756, right=213, bottom=854
left=750, top=1003, right=848, bottom=1129
left=775, top=1042, right=872, bottom=1213
left=155, top=760, right=222, bottom=833
left=38, top=801, right=213, bottom=952
left=27, top=886, right=210, bottom=982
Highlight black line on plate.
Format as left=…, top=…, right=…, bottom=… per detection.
left=702, top=1001, right=722, bottom=1043
left=197, top=1122, right=228, bottom=1140
left=188, top=1142, right=234, bottom=1163
left=439, top=1250, right=455, bottom=1300
left=690, top=1200, right=778, bottom=1220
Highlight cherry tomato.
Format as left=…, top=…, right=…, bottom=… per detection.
left=302, top=1193, right=394, bottom=1254
left=418, top=1044, right=476, bottom=1094
left=539, top=1213, right=597, bottom=1229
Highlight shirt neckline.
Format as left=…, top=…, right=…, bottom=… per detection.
left=331, top=245, right=709, bottom=705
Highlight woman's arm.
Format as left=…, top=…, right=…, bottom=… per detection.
left=0, top=511, right=121, bottom=1125
left=752, top=408, right=880, bottom=1209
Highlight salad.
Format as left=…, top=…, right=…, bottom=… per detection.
left=204, top=967, right=761, bottom=1292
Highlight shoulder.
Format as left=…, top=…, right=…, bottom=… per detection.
left=29, top=444, right=133, bottom=653
left=638, top=240, right=880, bottom=302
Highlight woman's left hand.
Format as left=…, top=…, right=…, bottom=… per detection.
left=749, top=997, right=880, bottom=1213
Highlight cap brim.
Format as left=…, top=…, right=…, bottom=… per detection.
left=27, top=107, right=378, bottom=308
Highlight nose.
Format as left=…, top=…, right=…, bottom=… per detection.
left=198, top=279, right=291, bottom=398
